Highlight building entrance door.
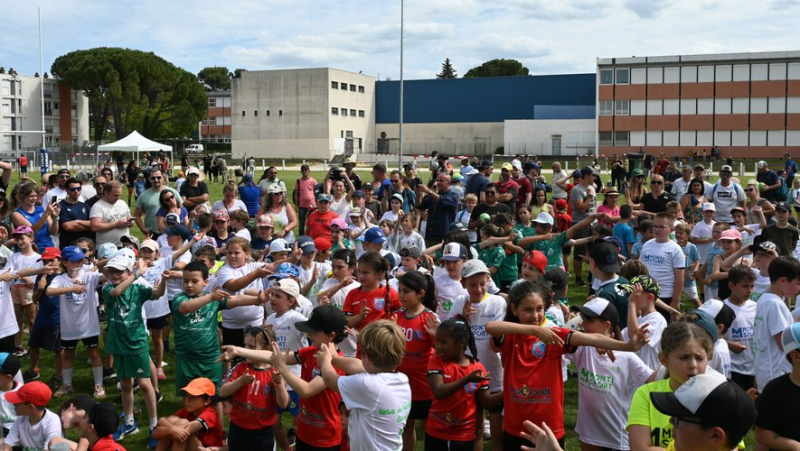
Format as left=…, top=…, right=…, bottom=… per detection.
left=551, top=136, right=562, bottom=156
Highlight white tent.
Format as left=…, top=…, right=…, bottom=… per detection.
left=98, top=131, right=173, bottom=169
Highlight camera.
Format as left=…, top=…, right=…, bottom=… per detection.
left=330, top=166, right=343, bottom=181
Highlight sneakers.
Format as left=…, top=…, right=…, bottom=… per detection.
left=147, top=428, right=158, bottom=449
left=13, top=346, right=27, bottom=357
left=54, top=384, right=73, bottom=397
left=483, top=418, right=492, bottom=440
left=155, top=390, right=163, bottom=404
left=287, top=427, right=297, bottom=447
left=22, top=369, right=40, bottom=383
left=103, top=367, right=117, bottom=380
left=93, top=384, right=106, bottom=399
left=113, top=419, right=139, bottom=441
left=575, top=278, right=586, bottom=288
left=98, top=306, right=108, bottom=323
left=156, top=367, right=166, bottom=381
left=47, top=374, right=62, bottom=391
left=116, top=380, right=140, bottom=392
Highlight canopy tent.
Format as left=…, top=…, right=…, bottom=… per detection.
left=97, top=131, right=173, bottom=170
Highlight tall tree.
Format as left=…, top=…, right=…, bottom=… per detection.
left=463, top=59, right=529, bottom=78
left=197, top=66, right=232, bottom=91
left=52, top=48, right=207, bottom=143
left=436, top=58, right=457, bottom=79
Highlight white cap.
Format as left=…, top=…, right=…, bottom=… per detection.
left=756, top=160, right=768, bottom=168
left=116, top=248, right=136, bottom=262
left=702, top=202, right=716, bottom=212
left=781, top=323, right=800, bottom=355
left=269, top=238, right=289, bottom=255
left=461, top=260, right=490, bottom=278
left=533, top=213, right=554, bottom=226
left=106, top=256, right=133, bottom=272
left=187, top=167, right=200, bottom=176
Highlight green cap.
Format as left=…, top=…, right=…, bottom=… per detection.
left=619, top=275, right=661, bottom=297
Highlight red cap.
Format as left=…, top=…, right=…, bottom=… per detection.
left=314, top=237, right=332, bottom=252
left=181, top=377, right=215, bottom=397
left=555, top=199, right=567, bottom=211
left=38, top=247, right=62, bottom=261
left=523, top=250, right=548, bottom=273
left=4, top=381, right=52, bottom=407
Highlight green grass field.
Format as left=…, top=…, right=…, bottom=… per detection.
left=11, top=167, right=755, bottom=450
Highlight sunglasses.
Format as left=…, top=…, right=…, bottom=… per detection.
left=68, top=187, right=82, bottom=192
left=746, top=188, right=755, bottom=192
left=58, top=174, right=69, bottom=179
left=163, top=195, right=175, bottom=201
left=213, top=220, right=228, bottom=224
left=650, top=181, right=663, bottom=185
left=652, top=224, right=668, bottom=230
left=486, top=191, right=497, bottom=195
left=151, top=176, right=162, bottom=180
left=93, top=182, right=104, bottom=187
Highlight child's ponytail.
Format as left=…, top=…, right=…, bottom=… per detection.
left=439, top=315, right=479, bottom=362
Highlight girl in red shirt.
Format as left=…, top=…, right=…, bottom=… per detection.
left=484, top=280, right=650, bottom=451
left=426, top=316, right=502, bottom=451
left=395, top=271, right=438, bottom=450
left=342, top=252, right=401, bottom=338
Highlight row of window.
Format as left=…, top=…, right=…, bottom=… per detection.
left=332, top=108, right=365, bottom=117
left=242, top=110, right=283, bottom=117
left=600, top=62, right=800, bottom=85
left=600, top=97, right=800, bottom=116
left=207, top=97, right=231, bottom=108
left=201, top=116, right=232, bottom=126
left=331, top=81, right=366, bottom=93
left=600, top=129, right=800, bottom=147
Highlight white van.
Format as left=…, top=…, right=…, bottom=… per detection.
left=185, top=144, right=204, bottom=154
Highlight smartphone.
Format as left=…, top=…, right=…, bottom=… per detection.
left=51, top=197, right=58, bottom=205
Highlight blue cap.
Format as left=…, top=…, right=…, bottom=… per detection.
left=62, top=246, right=85, bottom=262
left=603, top=236, right=624, bottom=250
left=165, top=225, right=193, bottom=241
left=296, top=236, right=317, bottom=255
left=269, top=262, right=301, bottom=280
left=97, top=242, right=119, bottom=259
left=242, top=173, right=253, bottom=182
left=359, top=227, right=387, bottom=244
left=352, top=190, right=364, bottom=198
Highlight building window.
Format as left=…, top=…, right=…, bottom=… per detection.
left=44, top=102, right=53, bottom=116
left=350, top=109, right=356, bottom=116
left=279, top=110, right=283, bottom=116
left=358, top=85, right=365, bottom=93
left=208, top=98, right=216, bottom=107
left=615, top=68, right=630, bottom=84
left=254, top=111, right=258, bottom=117
left=599, top=131, right=613, bottom=146
left=615, top=100, right=630, bottom=115
left=266, top=110, right=270, bottom=116
left=341, top=109, right=348, bottom=117
left=350, top=84, right=356, bottom=92
left=332, top=81, right=338, bottom=89
left=341, top=83, right=348, bottom=90
left=614, top=131, right=630, bottom=146
left=332, top=107, right=339, bottom=115
left=600, top=69, right=613, bottom=85
left=599, top=101, right=613, bottom=116
left=242, top=111, right=245, bottom=116
left=358, top=110, right=365, bottom=117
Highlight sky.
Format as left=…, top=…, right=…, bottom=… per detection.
left=2, top=0, right=799, bottom=81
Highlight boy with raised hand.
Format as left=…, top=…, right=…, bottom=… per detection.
left=76, top=402, right=127, bottom=451
left=102, top=255, right=166, bottom=445
left=721, top=265, right=758, bottom=390
left=3, top=381, right=62, bottom=450
left=753, top=256, right=800, bottom=393
left=516, top=211, right=607, bottom=271
left=639, top=212, right=685, bottom=319
left=755, top=322, right=800, bottom=450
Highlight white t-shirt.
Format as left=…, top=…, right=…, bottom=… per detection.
left=0, top=380, right=21, bottom=431
left=5, top=408, right=62, bottom=449
left=90, top=198, right=131, bottom=247
left=565, top=347, right=652, bottom=450
left=51, top=270, right=103, bottom=340
left=723, top=299, right=757, bottom=376
left=706, top=182, right=746, bottom=223
left=441, top=293, right=506, bottom=392
left=324, top=279, right=360, bottom=356
left=752, top=292, right=793, bottom=391
left=79, top=184, right=97, bottom=203
left=265, top=309, right=307, bottom=385
left=379, top=210, right=401, bottom=224
left=622, top=311, right=667, bottom=371
left=639, top=240, right=685, bottom=298
left=433, top=273, right=468, bottom=315
left=0, top=253, right=42, bottom=339
left=709, top=338, right=731, bottom=378
left=10, top=253, right=42, bottom=289
left=731, top=223, right=761, bottom=248
left=42, top=187, right=67, bottom=208
left=395, top=232, right=425, bottom=255
left=752, top=269, right=771, bottom=302
left=329, top=196, right=351, bottom=219
left=690, top=220, right=715, bottom=263
left=217, top=262, right=267, bottom=328
left=298, top=261, right=331, bottom=306
left=136, top=257, right=179, bottom=320
left=338, top=372, right=411, bottom=451
left=212, top=199, right=247, bottom=214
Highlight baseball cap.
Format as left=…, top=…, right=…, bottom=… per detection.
left=603, top=236, right=624, bottom=250
left=512, top=160, right=522, bottom=171
left=39, top=247, right=62, bottom=261
left=545, top=268, right=569, bottom=292
left=269, top=238, right=289, bottom=255
left=555, top=199, right=567, bottom=211
left=272, top=278, right=300, bottom=299
left=702, top=202, right=716, bottom=212
left=187, top=167, right=200, bottom=176
left=781, top=322, right=800, bottom=355
left=478, top=160, right=493, bottom=169
left=399, top=245, right=421, bottom=258
left=296, top=236, right=317, bottom=255
left=4, top=381, right=52, bottom=407
left=165, top=212, right=180, bottom=225
left=330, top=218, right=348, bottom=230
left=571, top=169, right=582, bottom=178
left=269, top=262, right=301, bottom=280
left=756, top=160, right=768, bottom=168
left=181, top=378, right=215, bottom=397
left=268, top=183, right=284, bottom=194
left=580, top=166, right=599, bottom=176
left=730, top=206, right=746, bottom=216
left=390, top=193, right=403, bottom=204
left=242, top=173, right=253, bottom=182
left=116, top=247, right=137, bottom=262
left=532, top=213, right=554, bottom=226
left=212, top=210, right=229, bottom=222
left=698, top=299, right=737, bottom=333
left=684, top=309, right=718, bottom=341
left=360, top=227, right=387, bottom=244
left=256, top=214, right=275, bottom=228
left=295, top=305, right=348, bottom=334
left=720, top=165, right=733, bottom=173
left=120, top=235, right=140, bottom=248
left=522, top=250, right=547, bottom=273
left=694, top=164, right=705, bottom=170
left=577, top=297, right=620, bottom=327
left=718, top=229, right=742, bottom=241
left=619, top=274, right=661, bottom=297
left=452, top=173, right=463, bottom=182
left=97, top=243, right=119, bottom=260
left=349, top=207, right=363, bottom=217
left=0, top=352, right=20, bottom=375
left=501, top=162, right=513, bottom=172
left=650, top=372, right=756, bottom=441
left=631, top=168, right=645, bottom=177
left=165, top=225, right=193, bottom=241
left=317, top=193, right=332, bottom=203
left=314, top=237, right=332, bottom=252
left=441, top=243, right=468, bottom=261
left=106, top=256, right=133, bottom=272
left=589, top=241, right=621, bottom=273
left=775, top=201, right=792, bottom=212
left=462, top=259, right=490, bottom=278
left=60, top=246, right=84, bottom=262
left=749, top=239, right=777, bottom=255
left=12, top=225, right=33, bottom=236
left=57, top=168, right=71, bottom=176
left=140, top=239, right=159, bottom=252
left=351, top=190, right=364, bottom=198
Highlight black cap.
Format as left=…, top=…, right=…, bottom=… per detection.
left=479, top=160, right=493, bottom=169
left=0, top=352, right=20, bottom=375
left=57, top=168, right=71, bottom=176
left=544, top=268, right=569, bottom=291
left=89, top=402, right=120, bottom=437
left=589, top=241, right=621, bottom=273
left=775, top=201, right=792, bottom=212
left=437, top=153, right=449, bottom=160
left=164, top=225, right=193, bottom=241
left=580, top=166, right=599, bottom=177
left=295, top=305, right=347, bottom=334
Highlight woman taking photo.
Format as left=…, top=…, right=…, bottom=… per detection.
left=10, top=182, right=59, bottom=251
left=259, top=184, right=297, bottom=242
left=156, top=189, right=189, bottom=233
left=679, top=178, right=709, bottom=225
left=624, top=169, right=648, bottom=210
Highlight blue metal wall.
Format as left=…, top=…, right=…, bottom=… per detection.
left=375, top=73, right=596, bottom=123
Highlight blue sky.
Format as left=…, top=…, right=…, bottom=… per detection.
left=2, top=0, right=799, bottom=81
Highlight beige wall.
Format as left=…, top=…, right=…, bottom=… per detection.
left=375, top=122, right=504, bottom=155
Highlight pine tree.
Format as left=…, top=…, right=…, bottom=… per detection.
left=436, top=58, right=457, bottom=79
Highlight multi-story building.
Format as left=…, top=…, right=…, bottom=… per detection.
left=199, top=90, right=231, bottom=143
left=231, top=68, right=375, bottom=160
left=1, top=70, right=89, bottom=154
left=597, top=51, right=800, bottom=158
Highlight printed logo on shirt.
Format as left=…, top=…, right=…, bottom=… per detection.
left=641, top=254, right=668, bottom=266
left=441, top=300, right=452, bottom=312
left=579, top=368, right=615, bottom=392
left=510, top=384, right=552, bottom=404
left=300, top=405, right=326, bottom=428
left=374, top=297, right=385, bottom=310
left=401, top=327, right=424, bottom=342
left=729, top=325, right=754, bottom=340
left=464, top=381, right=479, bottom=394
left=531, top=341, right=547, bottom=358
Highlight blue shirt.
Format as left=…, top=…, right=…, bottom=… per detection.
left=33, top=274, right=60, bottom=328
left=421, top=188, right=460, bottom=242
left=134, top=181, right=146, bottom=196
left=239, top=184, right=261, bottom=217
left=613, top=222, right=636, bottom=258
left=15, top=206, right=53, bottom=251
left=465, top=173, right=489, bottom=197
left=681, top=242, right=700, bottom=287
left=704, top=245, right=725, bottom=289
left=58, top=199, right=93, bottom=248
left=251, top=236, right=273, bottom=251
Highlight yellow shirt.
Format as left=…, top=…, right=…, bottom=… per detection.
left=627, top=378, right=674, bottom=448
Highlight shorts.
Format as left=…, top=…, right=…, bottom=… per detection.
left=682, top=283, right=699, bottom=300
left=114, top=350, right=151, bottom=379
left=146, top=314, right=170, bottom=330
left=221, top=326, right=246, bottom=348
left=703, top=286, right=718, bottom=303
left=61, top=335, right=100, bottom=350
left=277, top=390, right=300, bottom=416
left=0, top=334, right=15, bottom=353
left=20, top=166, right=27, bottom=174
left=731, top=372, right=755, bottom=391
left=424, top=433, right=473, bottom=451
left=228, top=422, right=275, bottom=449
left=295, top=438, right=340, bottom=451
left=504, top=431, right=565, bottom=451
left=408, top=399, right=432, bottom=420
left=175, top=355, right=222, bottom=396
left=562, top=243, right=571, bottom=255
left=28, top=326, right=62, bottom=352
left=12, top=285, right=33, bottom=306
left=571, top=224, right=592, bottom=257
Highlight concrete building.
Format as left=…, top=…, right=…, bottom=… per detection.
left=199, top=90, right=231, bottom=143
left=231, top=68, right=375, bottom=160
left=375, top=75, right=596, bottom=157
left=597, top=50, right=800, bottom=158
left=1, top=70, right=89, bottom=154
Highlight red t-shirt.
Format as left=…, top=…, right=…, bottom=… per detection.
left=341, top=286, right=401, bottom=332
left=395, top=308, right=437, bottom=401
left=175, top=405, right=224, bottom=446
left=19, top=156, right=27, bottom=167
left=295, top=346, right=345, bottom=448
left=92, top=436, right=127, bottom=451
left=554, top=212, right=572, bottom=234
left=515, top=176, right=533, bottom=213
left=425, top=356, right=489, bottom=442
left=564, top=183, right=575, bottom=216
left=306, top=210, right=339, bottom=240
left=499, top=325, right=574, bottom=440
left=227, top=361, right=279, bottom=429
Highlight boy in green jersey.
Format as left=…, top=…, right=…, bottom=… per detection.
left=102, top=255, right=166, bottom=443
left=170, top=261, right=267, bottom=393
left=517, top=211, right=606, bottom=271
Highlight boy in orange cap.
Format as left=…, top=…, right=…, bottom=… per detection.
left=152, top=377, right=223, bottom=450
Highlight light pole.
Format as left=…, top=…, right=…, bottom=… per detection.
left=398, top=0, right=404, bottom=170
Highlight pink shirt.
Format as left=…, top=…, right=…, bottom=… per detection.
left=597, top=204, right=619, bottom=227
left=296, top=177, right=318, bottom=209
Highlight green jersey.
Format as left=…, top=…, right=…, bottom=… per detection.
left=595, top=276, right=630, bottom=327
left=172, top=292, right=229, bottom=359
left=515, top=225, right=537, bottom=239
left=479, top=246, right=506, bottom=286
left=526, top=231, right=568, bottom=270
left=103, top=283, right=153, bottom=355
left=331, top=238, right=354, bottom=253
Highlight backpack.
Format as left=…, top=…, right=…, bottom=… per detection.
left=776, top=177, right=788, bottom=202
left=711, top=181, right=742, bottom=200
